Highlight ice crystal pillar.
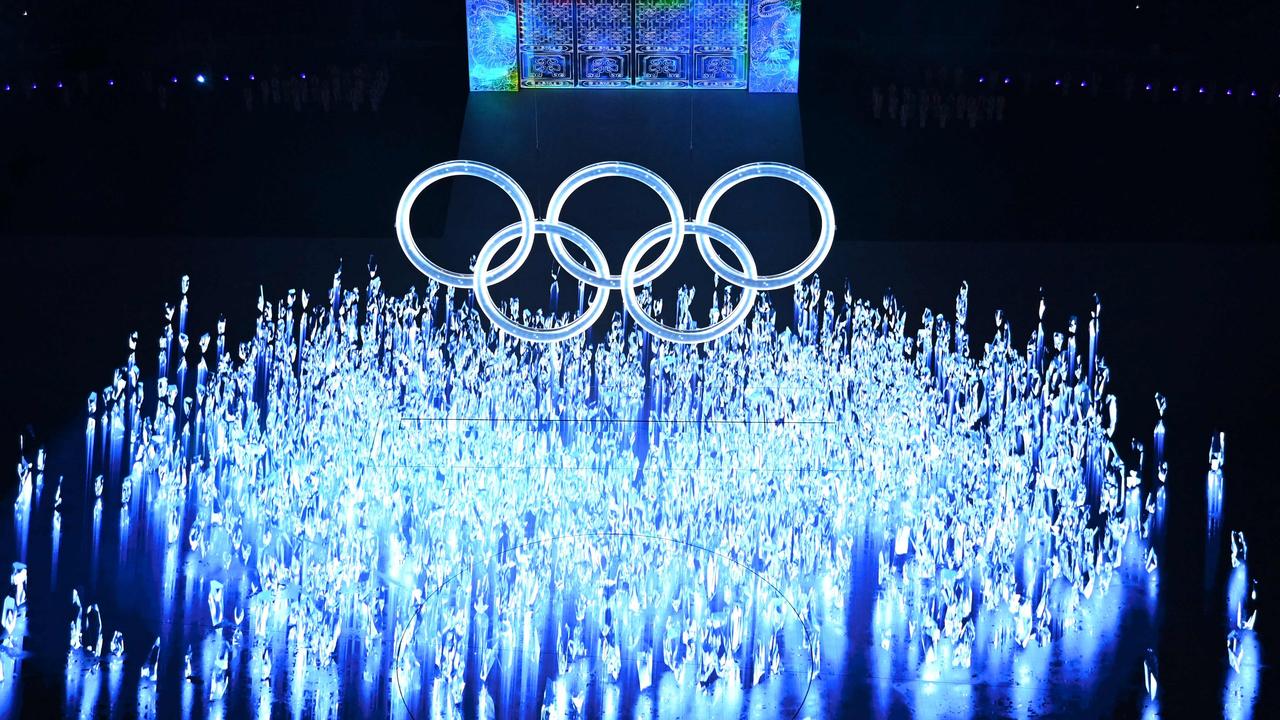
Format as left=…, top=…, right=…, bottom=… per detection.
left=519, top=0, right=576, bottom=87
left=466, top=0, right=520, bottom=91
left=748, top=0, right=801, bottom=93
left=693, top=0, right=749, bottom=88
left=635, top=1, right=693, bottom=88
left=576, top=1, right=634, bottom=86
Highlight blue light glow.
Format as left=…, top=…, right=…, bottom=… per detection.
left=196, top=74, right=206, bottom=84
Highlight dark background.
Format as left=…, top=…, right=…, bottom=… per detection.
left=2, top=1, right=1279, bottom=717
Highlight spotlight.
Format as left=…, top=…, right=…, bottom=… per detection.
left=300, top=72, right=307, bottom=80
left=171, top=76, right=178, bottom=84
left=249, top=74, right=256, bottom=81
left=1080, top=81, right=1088, bottom=88
left=56, top=81, right=63, bottom=89
left=1002, top=77, right=1011, bottom=85
left=222, top=75, right=230, bottom=82
left=1054, top=79, right=1061, bottom=86
left=196, top=74, right=206, bottom=84
left=978, top=76, right=986, bottom=83
left=1145, top=83, right=1152, bottom=91
left=107, top=79, right=114, bottom=87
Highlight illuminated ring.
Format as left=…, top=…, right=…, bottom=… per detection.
left=395, top=160, right=537, bottom=289
left=620, top=221, right=758, bottom=345
left=694, top=162, right=836, bottom=291
left=544, top=162, right=685, bottom=290
left=473, top=220, right=612, bottom=343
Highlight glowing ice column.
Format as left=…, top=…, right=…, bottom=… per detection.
left=466, top=0, right=520, bottom=91
left=748, top=0, right=801, bottom=93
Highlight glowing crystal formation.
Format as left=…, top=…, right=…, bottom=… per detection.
left=4, top=263, right=1233, bottom=716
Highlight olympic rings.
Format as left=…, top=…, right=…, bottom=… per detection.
left=395, top=160, right=836, bottom=345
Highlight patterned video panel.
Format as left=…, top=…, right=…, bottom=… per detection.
left=576, top=0, right=634, bottom=87
left=490, top=1, right=795, bottom=90
left=466, top=0, right=520, bottom=91
left=519, top=0, right=576, bottom=87
left=748, top=0, right=801, bottom=93
left=693, top=0, right=748, bottom=88
left=635, top=1, right=693, bottom=88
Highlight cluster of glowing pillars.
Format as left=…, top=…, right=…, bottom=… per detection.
left=465, top=0, right=801, bottom=92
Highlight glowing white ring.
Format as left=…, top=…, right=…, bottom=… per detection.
left=395, top=161, right=537, bottom=289
left=395, top=160, right=834, bottom=344
left=473, top=220, right=612, bottom=343
left=620, top=222, right=758, bottom=345
left=695, top=163, right=836, bottom=291
left=544, top=162, right=685, bottom=290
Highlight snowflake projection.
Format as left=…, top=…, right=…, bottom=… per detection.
left=2, top=265, right=1229, bottom=718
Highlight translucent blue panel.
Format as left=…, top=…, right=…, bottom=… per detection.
left=748, top=0, right=801, bottom=93
left=635, top=1, right=693, bottom=88
left=465, top=0, right=519, bottom=91
left=519, top=0, right=576, bottom=87
left=503, top=1, right=797, bottom=91
left=576, top=1, right=634, bottom=87
left=692, top=0, right=748, bottom=88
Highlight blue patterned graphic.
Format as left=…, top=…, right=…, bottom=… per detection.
left=576, top=0, right=633, bottom=86
left=472, top=1, right=799, bottom=91
left=519, top=0, right=576, bottom=87
left=465, top=0, right=519, bottom=91
left=693, top=0, right=748, bottom=88
left=748, top=0, right=801, bottom=93
left=635, top=1, right=693, bottom=87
